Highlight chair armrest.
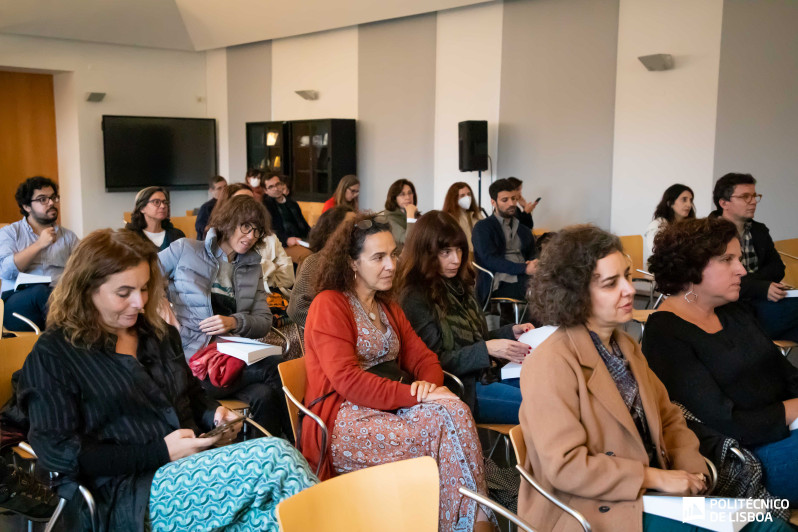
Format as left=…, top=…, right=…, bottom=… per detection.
left=443, top=371, right=465, bottom=397
left=459, top=486, right=536, bottom=532
left=243, top=417, right=272, bottom=438
left=703, top=456, right=718, bottom=494
left=271, top=326, right=291, bottom=355
left=516, top=464, right=592, bottom=532
left=11, top=313, right=40, bottom=335
left=282, top=386, right=327, bottom=478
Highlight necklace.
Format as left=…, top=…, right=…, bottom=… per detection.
left=362, top=298, right=378, bottom=321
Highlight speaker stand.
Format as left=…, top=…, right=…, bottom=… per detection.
left=477, top=170, right=483, bottom=211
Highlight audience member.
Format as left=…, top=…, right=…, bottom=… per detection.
left=520, top=225, right=710, bottom=532
left=644, top=217, right=798, bottom=505
left=472, top=178, right=537, bottom=304
left=643, top=184, right=695, bottom=264
left=506, top=176, right=538, bottom=230
left=195, top=175, right=227, bottom=240
left=397, top=211, right=532, bottom=424
left=159, top=195, right=289, bottom=437
left=711, top=172, right=798, bottom=342
left=302, top=212, right=496, bottom=531
left=321, top=174, right=359, bottom=213
left=0, top=177, right=79, bottom=331
left=18, top=229, right=316, bottom=531
left=263, top=173, right=312, bottom=264
left=125, top=186, right=185, bottom=251
left=246, top=168, right=266, bottom=203
left=383, top=179, right=419, bottom=252
left=286, top=205, right=355, bottom=328
left=442, top=182, right=482, bottom=253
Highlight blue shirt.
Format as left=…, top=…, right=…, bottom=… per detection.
left=0, top=217, right=79, bottom=293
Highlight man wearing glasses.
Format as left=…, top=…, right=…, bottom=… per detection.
left=0, top=176, right=79, bottom=331
left=262, top=173, right=311, bottom=264
left=713, top=172, right=798, bottom=342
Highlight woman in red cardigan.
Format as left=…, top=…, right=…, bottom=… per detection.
left=302, top=212, right=496, bottom=532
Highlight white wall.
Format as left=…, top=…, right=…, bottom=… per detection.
left=433, top=2, right=503, bottom=211
left=0, top=33, right=212, bottom=236
left=610, top=0, right=723, bottom=236
left=206, top=48, right=230, bottom=180
left=271, top=28, right=358, bottom=121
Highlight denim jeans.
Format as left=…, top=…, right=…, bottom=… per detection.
left=751, top=428, right=798, bottom=506
left=751, top=298, right=798, bottom=343
left=474, top=378, right=522, bottom=424
left=1, top=284, right=51, bottom=331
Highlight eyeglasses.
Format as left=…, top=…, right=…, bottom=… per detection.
left=355, top=215, right=388, bottom=230
left=730, top=193, right=763, bottom=204
left=148, top=199, right=170, bottom=207
left=31, top=194, right=60, bottom=206
left=239, top=222, right=264, bottom=239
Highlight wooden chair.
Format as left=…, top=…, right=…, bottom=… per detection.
left=532, top=228, right=548, bottom=238
left=276, top=456, right=439, bottom=532
left=631, top=308, right=658, bottom=340
left=472, top=262, right=527, bottom=324
left=1, top=299, right=42, bottom=336
left=277, top=357, right=328, bottom=477
left=296, top=201, right=324, bottom=227
left=618, top=235, right=657, bottom=308
left=774, top=238, right=798, bottom=287
left=169, top=215, right=197, bottom=240
left=508, top=425, right=592, bottom=532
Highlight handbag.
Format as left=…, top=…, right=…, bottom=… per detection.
left=365, top=359, right=412, bottom=384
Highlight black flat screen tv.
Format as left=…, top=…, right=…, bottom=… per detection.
left=102, top=115, right=217, bottom=191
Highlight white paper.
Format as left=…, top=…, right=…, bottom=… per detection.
left=297, top=240, right=310, bottom=249
left=14, top=272, right=51, bottom=291
left=785, top=289, right=798, bottom=298
left=643, top=496, right=769, bottom=532
left=500, top=326, right=559, bottom=381
left=789, top=417, right=798, bottom=431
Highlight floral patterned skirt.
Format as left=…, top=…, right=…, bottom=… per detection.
left=330, top=398, right=491, bottom=532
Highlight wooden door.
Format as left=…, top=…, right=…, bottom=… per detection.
left=0, top=71, right=59, bottom=224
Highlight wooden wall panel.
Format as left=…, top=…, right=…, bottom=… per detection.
left=0, top=71, right=59, bottom=224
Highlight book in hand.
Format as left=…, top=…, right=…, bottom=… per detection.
left=14, top=272, right=52, bottom=291
left=217, top=337, right=282, bottom=365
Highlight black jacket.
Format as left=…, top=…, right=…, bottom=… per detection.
left=471, top=215, right=536, bottom=304
left=263, top=196, right=311, bottom=246
left=124, top=222, right=185, bottom=252
left=740, top=220, right=786, bottom=300
left=194, top=198, right=216, bottom=240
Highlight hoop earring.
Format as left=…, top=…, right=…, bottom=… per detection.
left=684, top=284, right=698, bottom=304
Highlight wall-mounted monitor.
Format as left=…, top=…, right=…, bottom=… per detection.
left=102, top=115, right=217, bottom=191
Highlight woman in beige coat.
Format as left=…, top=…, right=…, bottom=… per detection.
left=519, top=225, right=710, bottom=532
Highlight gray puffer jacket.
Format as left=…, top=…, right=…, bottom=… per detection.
left=159, top=228, right=273, bottom=360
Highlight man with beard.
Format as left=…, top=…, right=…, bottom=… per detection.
left=712, top=172, right=798, bottom=342
left=0, top=176, right=79, bottom=331
left=472, top=178, right=538, bottom=305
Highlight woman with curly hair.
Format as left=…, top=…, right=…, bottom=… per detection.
left=125, top=186, right=185, bottom=251
left=643, top=184, right=695, bottom=264
left=18, top=229, right=316, bottom=531
left=302, top=212, right=497, bottom=532
left=643, top=217, right=798, bottom=505
left=442, top=182, right=482, bottom=252
left=519, top=225, right=712, bottom=532
left=397, top=211, right=532, bottom=424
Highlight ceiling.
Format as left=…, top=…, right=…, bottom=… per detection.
left=0, top=0, right=490, bottom=51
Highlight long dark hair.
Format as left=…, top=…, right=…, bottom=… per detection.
left=130, top=186, right=174, bottom=231
left=308, top=205, right=355, bottom=252
left=653, top=184, right=696, bottom=223
left=395, top=211, right=473, bottom=316
left=384, top=179, right=417, bottom=211
left=442, top=182, right=480, bottom=223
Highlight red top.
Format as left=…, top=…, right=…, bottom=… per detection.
left=321, top=196, right=336, bottom=213
left=301, top=290, right=444, bottom=479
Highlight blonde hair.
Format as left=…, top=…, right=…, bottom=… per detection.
left=333, top=175, right=359, bottom=210
left=47, top=229, right=168, bottom=347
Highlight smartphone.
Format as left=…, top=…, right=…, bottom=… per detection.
left=200, top=414, right=246, bottom=438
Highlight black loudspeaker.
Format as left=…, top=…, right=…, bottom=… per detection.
left=458, top=120, right=488, bottom=172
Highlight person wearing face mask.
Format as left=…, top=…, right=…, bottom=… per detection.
left=125, top=186, right=185, bottom=251
left=302, top=212, right=497, bottom=531
left=442, top=182, right=483, bottom=254
left=159, top=195, right=291, bottom=438
left=397, top=211, right=532, bottom=424
left=472, top=178, right=537, bottom=305
left=383, top=179, right=420, bottom=252
left=643, top=184, right=696, bottom=265
left=245, top=168, right=266, bottom=203
left=0, top=176, right=79, bottom=331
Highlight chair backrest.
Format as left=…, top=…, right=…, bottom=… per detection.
left=296, top=201, right=324, bottom=227
left=170, top=215, right=197, bottom=240
left=276, top=456, right=439, bottom=532
left=278, top=357, right=307, bottom=443
left=775, top=238, right=798, bottom=287
left=618, top=235, right=645, bottom=274
left=0, top=334, right=39, bottom=405
left=509, top=424, right=526, bottom=465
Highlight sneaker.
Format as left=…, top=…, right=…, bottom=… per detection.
left=0, top=456, right=59, bottom=520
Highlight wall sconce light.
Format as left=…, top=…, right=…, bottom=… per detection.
left=638, top=54, right=674, bottom=71
left=295, top=90, right=319, bottom=101
left=86, top=92, right=106, bottom=102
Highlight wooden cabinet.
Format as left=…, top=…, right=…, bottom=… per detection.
left=246, top=121, right=291, bottom=176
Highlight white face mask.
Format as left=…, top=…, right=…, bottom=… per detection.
left=248, top=177, right=261, bottom=188
left=457, top=195, right=472, bottom=210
